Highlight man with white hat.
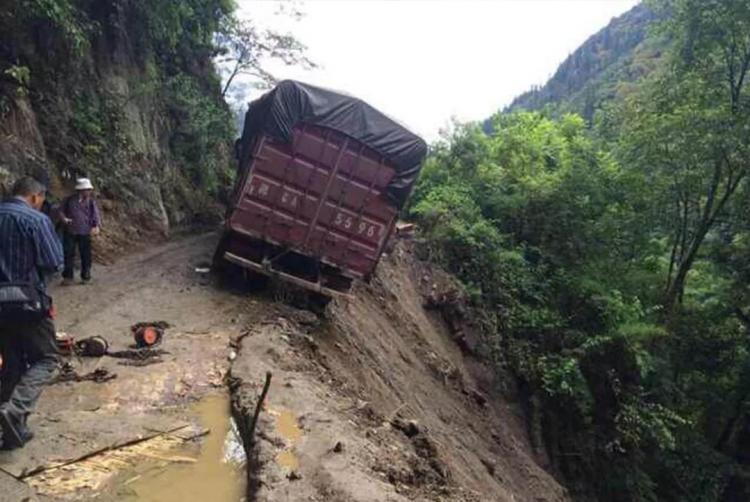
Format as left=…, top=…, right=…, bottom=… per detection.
left=61, top=178, right=101, bottom=284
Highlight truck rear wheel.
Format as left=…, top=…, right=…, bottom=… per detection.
left=214, top=233, right=269, bottom=292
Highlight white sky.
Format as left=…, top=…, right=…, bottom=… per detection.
left=234, top=0, right=640, bottom=140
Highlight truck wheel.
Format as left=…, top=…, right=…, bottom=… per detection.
left=324, top=273, right=353, bottom=293
left=308, top=292, right=331, bottom=315
left=243, top=269, right=269, bottom=292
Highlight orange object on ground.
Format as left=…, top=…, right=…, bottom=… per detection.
left=130, top=321, right=169, bottom=348
left=141, top=327, right=159, bottom=345
left=132, top=324, right=164, bottom=348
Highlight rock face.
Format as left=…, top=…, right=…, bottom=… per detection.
left=0, top=0, right=235, bottom=238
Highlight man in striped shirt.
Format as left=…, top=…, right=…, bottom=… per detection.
left=0, top=177, right=63, bottom=449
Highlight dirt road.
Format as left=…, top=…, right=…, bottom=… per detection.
left=0, top=232, right=250, bottom=500
left=0, top=232, right=568, bottom=502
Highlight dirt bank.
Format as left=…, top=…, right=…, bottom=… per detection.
left=229, top=243, right=568, bottom=501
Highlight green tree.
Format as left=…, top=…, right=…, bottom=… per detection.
left=620, top=0, right=750, bottom=313
left=216, top=15, right=315, bottom=98
left=410, top=111, right=679, bottom=501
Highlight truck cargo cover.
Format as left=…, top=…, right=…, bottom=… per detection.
left=239, top=80, right=427, bottom=207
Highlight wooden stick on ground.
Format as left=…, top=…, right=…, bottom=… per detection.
left=248, top=371, right=272, bottom=447
left=231, top=371, right=273, bottom=501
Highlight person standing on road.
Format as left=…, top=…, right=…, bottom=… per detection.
left=61, top=178, right=101, bottom=285
left=0, top=177, right=63, bottom=449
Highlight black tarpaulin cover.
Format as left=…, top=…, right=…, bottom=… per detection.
left=239, top=80, right=427, bottom=208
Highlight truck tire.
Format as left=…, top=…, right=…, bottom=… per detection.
left=213, top=233, right=268, bottom=292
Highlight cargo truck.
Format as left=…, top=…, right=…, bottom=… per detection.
left=215, top=80, right=427, bottom=297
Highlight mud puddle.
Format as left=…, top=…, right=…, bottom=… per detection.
left=110, top=394, right=246, bottom=501
left=269, top=407, right=303, bottom=472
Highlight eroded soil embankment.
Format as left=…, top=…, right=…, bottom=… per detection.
left=229, top=243, right=569, bottom=502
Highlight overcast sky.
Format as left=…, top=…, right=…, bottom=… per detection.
left=234, top=0, right=640, bottom=140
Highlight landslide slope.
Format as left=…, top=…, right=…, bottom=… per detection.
left=230, top=242, right=568, bottom=501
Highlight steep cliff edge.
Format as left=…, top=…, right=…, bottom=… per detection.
left=0, top=0, right=234, bottom=245
left=229, top=242, right=568, bottom=501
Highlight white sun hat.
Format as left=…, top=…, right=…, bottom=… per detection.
left=75, top=178, right=94, bottom=190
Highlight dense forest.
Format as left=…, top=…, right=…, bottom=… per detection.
left=412, top=0, right=750, bottom=500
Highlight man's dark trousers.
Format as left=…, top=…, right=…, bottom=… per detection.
left=0, top=318, right=59, bottom=435
left=63, top=232, right=92, bottom=281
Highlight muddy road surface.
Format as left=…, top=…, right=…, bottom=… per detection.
left=1, top=233, right=251, bottom=501
left=0, top=232, right=568, bottom=502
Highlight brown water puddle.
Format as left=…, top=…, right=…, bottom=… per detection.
left=113, top=394, right=245, bottom=501
left=270, top=407, right=303, bottom=471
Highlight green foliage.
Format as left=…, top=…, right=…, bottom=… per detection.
left=3, top=65, right=30, bottom=96
left=21, top=0, right=93, bottom=55
left=1, top=0, right=237, bottom=218
left=454, top=7, right=750, bottom=499
left=128, top=0, right=236, bottom=196
left=412, top=13, right=750, bottom=490
left=134, top=0, right=233, bottom=53
left=614, top=0, right=750, bottom=313
left=411, top=114, right=672, bottom=500
left=71, top=96, right=105, bottom=142
left=68, top=91, right=132, bottom=177
left=538, top=355, right=593, bottom=412
left=165, top=74, right=234, bottom=194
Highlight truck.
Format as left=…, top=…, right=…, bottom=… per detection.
left=215, top=80, right=427, bottom=297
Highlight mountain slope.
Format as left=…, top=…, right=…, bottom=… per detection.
left=505, top=3, right=660, bottom=121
